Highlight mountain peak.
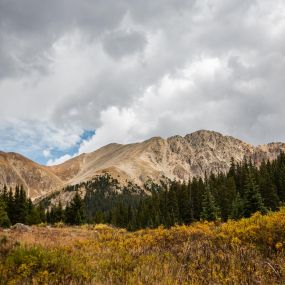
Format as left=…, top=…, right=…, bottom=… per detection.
left=1, top=130, right=285, bottom=199
left=186, top=129, right=224, bottom=136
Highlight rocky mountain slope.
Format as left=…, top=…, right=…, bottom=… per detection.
left=1, top=130, right=285, bottom=199
left=0, top=152, right=63, bottom=198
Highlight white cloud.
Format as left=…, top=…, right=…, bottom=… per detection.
left=43, top=149, right=51, bottom=158
left=1, top=0, right=285, bottom=165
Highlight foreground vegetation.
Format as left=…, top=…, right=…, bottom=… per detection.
left=1, top=154, right=285, bottom=283
left=1, top=209, right=285, bottom=284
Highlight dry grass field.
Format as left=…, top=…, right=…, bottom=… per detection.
left=1, top=209, right=285, bottom=284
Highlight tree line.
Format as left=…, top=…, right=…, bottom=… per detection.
left=47, top=153, right=285, bottom=230
left=1, top=153, right=285, bottom=229
left=0, top=184, right=87, bottom=228
left=0, top=185, right=45, bottom=227
left=126, top=153, right=285, bottom=229
left=110, top=154, right=285, bottom=230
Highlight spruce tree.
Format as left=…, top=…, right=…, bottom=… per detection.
left=177, top=182, right=193, bottom=224
left=215, top=176, right=236, bottom=221
left=200, top=186, right=220, bottom=221
left=25, top=207, right=42, bottom=225
left=166, top=184, right=180, bottom=226
left=0, top=204, right=11, bottom=228
left=276, top=165, right=285, bottom=202
left=230, top=192, right=244, bottom=220
left=243, top=171, right=267, bottom=217
left=150, top=191, right=161, bottom=227
left=0, top=196, right=10, bottom=228
left=13, top=186, right=21, bottom=223
left=1, top=185, right=8, bottom=204
left=259, top=161, right=280, bottom=210
left=191, top=177, right=205, bottom=220
left=65, top=192, right=86, bottom=225
left=55, top=201, right=64, bottom=222
left=7, top=188, right=14, bottom=224
left=18, top=186, right=28, bottom=223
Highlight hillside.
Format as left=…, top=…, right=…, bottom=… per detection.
left=0, top=152, right=63, bottom=198
left=50, top=130, right=285, bottom=187
left=1, top=209, right=285, bottom=284
left=1, top=130, right=285, bottom=199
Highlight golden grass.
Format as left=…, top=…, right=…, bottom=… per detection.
left=1, top=210, right=285, bottom=284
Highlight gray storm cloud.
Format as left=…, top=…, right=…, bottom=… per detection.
left=0, top=0, right=284, bottom=164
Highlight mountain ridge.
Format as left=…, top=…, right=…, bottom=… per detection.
left=1, top=130, right=285, bottom=199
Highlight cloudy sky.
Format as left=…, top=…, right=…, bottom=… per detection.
left=0, top=0, right=285, bottom=165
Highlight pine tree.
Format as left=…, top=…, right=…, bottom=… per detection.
left=259, top=161, right=280, bottom=210
left=0, top=203, right=11, bottom=228
left=276, top=164, right=285, bottom=202
left=0, top=206, right=11, bottom=228
left=159, top=189, right=169, bottom=227
left=200, top=186, right=220, bottom=221
left=37, top=203, right=46, bottom=223
left=214, top=176, right=236, bottom=221
left=228, top=158, right=236, bottom=179
left=230, top=192, right=244, bottom=220
left=191, top=177, right=205, bottom=220
left=7, top=188, right=14, bottom=224
left=25, top=207, right=42, bottom=225
left=18, top=186, right=28, bottom=223
left=65, top=192, right=86, bottom=225
left=56, top=201, right=64, bottom=222
left=13, top=185, right=21, bottom=223
left=187, top=181, right=195, bottom=223
left=1, top=185, right=8, bottom=204
left=243, top=171, right=267, bottom=217
left=150, top=191, right=161, bottom=227
left=177, top=182, right=193, bottom=224
left=166, top=184, right=180, bottom=226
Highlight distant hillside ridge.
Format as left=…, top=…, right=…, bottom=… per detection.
left=1, top=130, right=285, bottom=199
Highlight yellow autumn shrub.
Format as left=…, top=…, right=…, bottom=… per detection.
left=1, top=208, right=285, bottom=284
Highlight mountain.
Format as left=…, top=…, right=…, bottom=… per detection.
left=1, top=130, right=285, bottom=199
left=0, top=152, right=63, bottom=198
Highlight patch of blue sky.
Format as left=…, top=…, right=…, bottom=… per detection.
left=42, top=129, right=95, bottom=165
left=0, top=129, right=95, bottom=165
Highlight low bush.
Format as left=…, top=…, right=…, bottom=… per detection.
left=1, top=208, right=285, bottom=284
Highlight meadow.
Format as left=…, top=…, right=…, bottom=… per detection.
left=1, top=209, right=285, bottom=284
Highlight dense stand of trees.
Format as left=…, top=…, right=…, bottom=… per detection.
left=47, top=153, right=285, bottom=230
left=1, top=153, right=285, bottom=229
left=0, top=185, right=45, bottom=227
left=120, top=154, right=285, bottom=230
left=46, top=175, right=143, bottom=226
left=46, top=192, right=87, bottom=225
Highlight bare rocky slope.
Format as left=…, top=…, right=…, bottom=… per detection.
left=0, top=152, right=63, bottom=198
left=1, top=130, right=285, bottom=200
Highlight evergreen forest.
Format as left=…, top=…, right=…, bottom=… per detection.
left=1, top=153, right=285, bottom=229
